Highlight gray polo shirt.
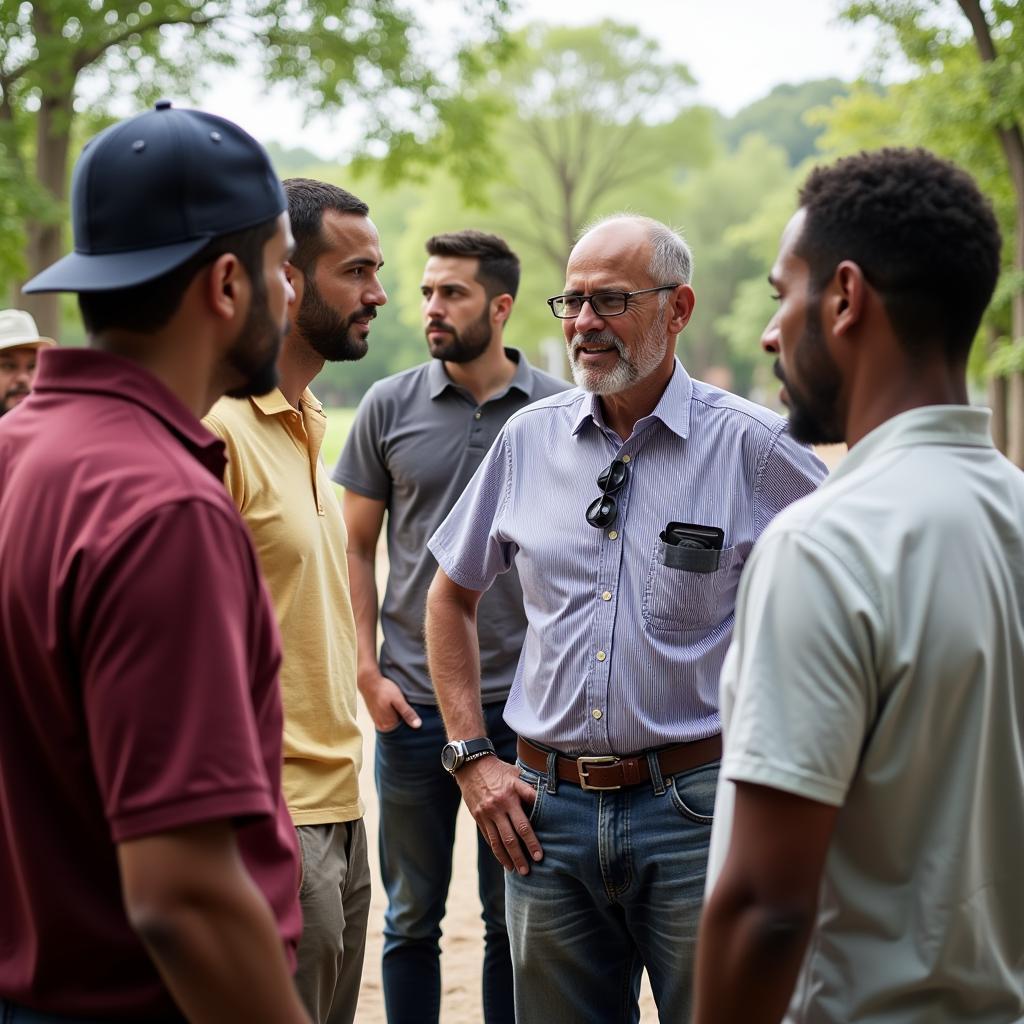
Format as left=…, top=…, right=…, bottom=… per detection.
left=333, top=348, right=569, bottom=705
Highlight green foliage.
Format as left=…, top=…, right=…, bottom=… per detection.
left=274, top=36, right=865, bottom=403
left=675, top=134, right=794, bottom=390
left=320, top=405, right=357, bottom=469
left=468, top=21, right=715, bottom=278
left=0, top=0, right=514, bottom=297
left=817, top=0, right=1024, bottom=377
left=721, top=79, right=850, bottom=164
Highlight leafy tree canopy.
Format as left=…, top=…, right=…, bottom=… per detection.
left=0, top=0, right=512, bottom=335
left=721, top=78, right=850, bottom=165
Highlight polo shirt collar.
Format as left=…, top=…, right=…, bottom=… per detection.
left=250, top=386, right=323, bottom=418
left=571, top=357, right=692, bottom=440
left=428, top=347, right=533, bottom=401
left=31, top=347, right=226, bottom=477
left=826, top=405, right=994, bottom=486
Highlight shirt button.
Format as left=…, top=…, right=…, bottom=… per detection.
left=592, top=709, right=603, bottom=720
left=601, top=591, right=612, bottom=601
left=474, top=410, right=482, bottom=420
left=608, top=530, right=618, bottom=540
left=621, top=454, right=631, bottom=463
left=596, top=650, right=606, bottom=662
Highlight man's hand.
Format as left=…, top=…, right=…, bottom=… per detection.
left=358, top=671, right=422, bottom=731
left=456, top=755, right=543, bottom=874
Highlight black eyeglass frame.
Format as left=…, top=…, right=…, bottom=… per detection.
left=546, top=284, right=681, bottom=320
left=586, top=458, right=630, bottom=530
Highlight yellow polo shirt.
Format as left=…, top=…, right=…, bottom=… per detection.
left=205, top=389, right=362, bottom=824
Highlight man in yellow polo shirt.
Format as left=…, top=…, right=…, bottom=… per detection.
left=205, top=178, right=387, bottom=1024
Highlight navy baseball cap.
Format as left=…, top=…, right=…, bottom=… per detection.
left=24, top=101, right=286, bottom=293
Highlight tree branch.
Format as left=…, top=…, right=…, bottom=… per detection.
left=72, top=13, right=221, bottom=74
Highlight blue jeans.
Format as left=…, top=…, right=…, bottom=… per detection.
left=375, top=701, right=515, bottom=1024
left=506, top=754, right=719, bottom=1024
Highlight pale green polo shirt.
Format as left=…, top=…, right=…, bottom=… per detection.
left=708, top=406, right=1024, bottom=1022
left=205, top=389, right=363, bottom=825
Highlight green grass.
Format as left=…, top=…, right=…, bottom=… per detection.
left=321, top=407, right=358, bottom=471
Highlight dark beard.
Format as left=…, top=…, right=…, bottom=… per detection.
left=224, top=281, right=284, bottom=399
left=297, top=277, right=372, bottom=363
left=426, top=307, right=492, bottom=364
left=777, top=305, right=844, bottom=445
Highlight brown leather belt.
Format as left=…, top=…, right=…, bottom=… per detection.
left=517, top=734, right=722, bottom=791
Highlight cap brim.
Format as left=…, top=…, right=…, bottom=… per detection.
left=0, top=338, right=56, bottom=351
left=23, top=238, right=210, bottom=293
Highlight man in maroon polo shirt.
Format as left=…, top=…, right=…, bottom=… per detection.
left=0, top=102, right=310, bottom=1023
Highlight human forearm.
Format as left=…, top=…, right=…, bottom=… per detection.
left=346, top=547, right=383, bottom=683
left=693, top=883, right=815, bottom=1024
left=425, top=568, right=542, bottom=872
left=119, top=825, right=309, bottom=1024
left=693, top=783, right=836, bottom=1024
left=424, top=570, right=485, bottom=737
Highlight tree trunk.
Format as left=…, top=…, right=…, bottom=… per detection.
left=987, top=325, right=1007, bottom=452
left=957, top=0, right=1024, bottom=465
left=21, top=5, right=74, bottom=342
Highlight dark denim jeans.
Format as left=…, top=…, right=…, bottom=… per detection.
left=375, top=701, right=516, bottom=1024
left=506, top=756, right=719, bottom=1024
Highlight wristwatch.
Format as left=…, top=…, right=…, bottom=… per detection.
left=441, top=737, right=496, bottom=774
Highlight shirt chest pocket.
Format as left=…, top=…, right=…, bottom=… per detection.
left=642, top=540, right=739, bottom=632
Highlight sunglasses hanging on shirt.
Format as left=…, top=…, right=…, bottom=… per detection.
left=586, top=459, right=630, bottom=529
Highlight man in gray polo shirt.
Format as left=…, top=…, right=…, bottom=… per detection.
left=333, top=229, right=567, bottom=1024
left=694, top=149, right=1024, bottom=1023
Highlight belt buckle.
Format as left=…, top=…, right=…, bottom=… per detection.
left=576, top=755, right=620, bottom=791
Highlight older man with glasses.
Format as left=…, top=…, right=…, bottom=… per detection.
left=424, top=214, right=826, bottom=1023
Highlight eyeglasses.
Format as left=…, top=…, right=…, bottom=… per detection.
left=586, top=459, right=630, bottom=529
left=546, top=284, right=680, bottom=320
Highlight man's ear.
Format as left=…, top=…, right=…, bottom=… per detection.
left=668, top=284, right=695, bottom=334
left=204, top=252, right=248, bottom=323
left=285, top=261, right=304, bottom=315
left=829, top=261, right=866, bottom=339
left=491, top=293, right=513, bottom=326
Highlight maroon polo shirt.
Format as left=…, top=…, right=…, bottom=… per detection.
left=0, top=349, right=301, bottom=1019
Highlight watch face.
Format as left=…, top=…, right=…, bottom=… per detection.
left=441, top=742, right=461, bottom=773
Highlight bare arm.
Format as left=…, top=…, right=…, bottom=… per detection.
left=118, top=821, right=310, bottom=1024
left=692, top=782, right=839, bottom=1024
left=342, top=489, right=421, bottom=730
left=425, top=567, right=542, bottom=874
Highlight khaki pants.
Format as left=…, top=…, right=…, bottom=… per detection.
left=293, top=819, right=371, bottom=1024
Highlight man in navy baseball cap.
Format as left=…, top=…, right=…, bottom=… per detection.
left=0, top=103, right=311, bottom=1023
left=25, top=99, right=288, bottom=293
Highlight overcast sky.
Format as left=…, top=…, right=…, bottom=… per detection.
left=198, top=0, right=881, bottom=159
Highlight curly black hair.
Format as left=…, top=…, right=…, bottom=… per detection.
left=796, top=148, right=1002, bottom=361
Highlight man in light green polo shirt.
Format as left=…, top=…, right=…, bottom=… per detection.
left=205, top=178, right=387, bottom=1024
left=694, top=149, right=1024, bottom=1022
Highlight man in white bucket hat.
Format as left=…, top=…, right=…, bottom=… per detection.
left=0, top=309, right=54, bottom=416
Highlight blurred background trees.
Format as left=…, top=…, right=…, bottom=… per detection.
left=2, top=0, right=1021, bottom=463
left=0, top=0, right=512, bottom=338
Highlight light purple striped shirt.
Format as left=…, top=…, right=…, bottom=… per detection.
left=428, top=360, right=827, bottom=755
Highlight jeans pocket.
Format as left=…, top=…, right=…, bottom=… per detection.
left=518, top=763, right=545, bottom=827
left=667, top=761, right=720, bottom=825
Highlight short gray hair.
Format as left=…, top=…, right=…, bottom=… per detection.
left=578, top=214, right=694, bottom=286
